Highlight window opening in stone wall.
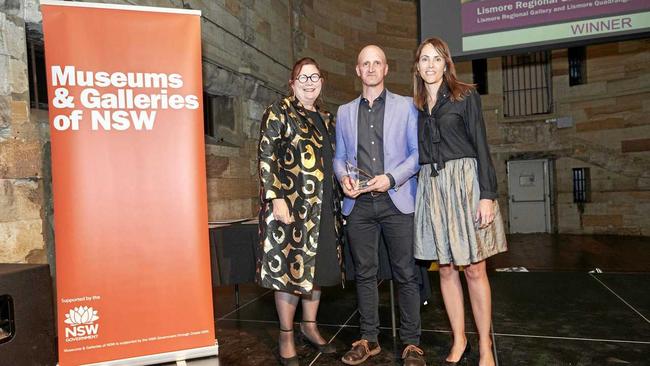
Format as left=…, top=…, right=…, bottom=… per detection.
left=26, top=35, right=48, bottom=110
left=472, top=58, right=488, bottom=95
left=568, top=46, right=587, bottom=86
left=203, top=93, right=238, bottom=146
left=502, top=51, right=552, bottom=117
left=0, top=295, right=15, bottom=344
left=572, top=167, right=591, bottom=203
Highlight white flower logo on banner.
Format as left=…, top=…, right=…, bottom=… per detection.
left=64, top=306, right=99, bottom=325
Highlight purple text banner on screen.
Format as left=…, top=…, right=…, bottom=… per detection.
left=462, top=0, right=649, bottom=34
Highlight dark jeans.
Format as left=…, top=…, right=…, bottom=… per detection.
left=346, top=193, right=421, bottom=345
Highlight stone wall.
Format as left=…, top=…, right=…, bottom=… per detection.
left=293, top=0, right=418, bottom=106
left=554, top=40, right=650, bottom=235
left=0, top=1, right=51, bottom=264
left=190, top=0, right=289, bottom=221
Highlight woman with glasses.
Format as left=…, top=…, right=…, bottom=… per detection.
left=412, top=38, right=507, bottom=366
left=257, top=57, right=342, bottom=365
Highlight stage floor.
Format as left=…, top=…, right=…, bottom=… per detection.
left=170, top=234, right=650, bottom=365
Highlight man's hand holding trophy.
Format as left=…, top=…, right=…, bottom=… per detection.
left=342, top=161, right=376, bottom=198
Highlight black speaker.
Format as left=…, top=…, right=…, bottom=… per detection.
left=0, top=264, right=56, bottom=366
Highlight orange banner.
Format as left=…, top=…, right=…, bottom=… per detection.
left=41, top=1, right=216, bottom=364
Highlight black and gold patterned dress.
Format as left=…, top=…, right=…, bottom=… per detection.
left=256, top=96, right=343, bottom=294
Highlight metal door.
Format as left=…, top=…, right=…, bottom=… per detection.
left=507, top=159, right=552, bottom=233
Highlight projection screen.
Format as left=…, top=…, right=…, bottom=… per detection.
left=420, top=0, right=650, bottom=60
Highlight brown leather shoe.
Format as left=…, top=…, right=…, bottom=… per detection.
left=402, top=344, right=426, bottom=366
left=341, top=339, right=381, bottom=365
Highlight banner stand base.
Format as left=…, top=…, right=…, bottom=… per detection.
left=60, top=341, right=219, bottom=366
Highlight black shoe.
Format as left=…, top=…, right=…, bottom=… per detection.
left=402, top=344, right=426, bottom=366
left=279, top=328, right=300, bottom=366
left=299, top=320, right=336, bottom=354
left=443, top=341, right=470, bottom=365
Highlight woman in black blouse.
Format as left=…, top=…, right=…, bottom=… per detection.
left=412, top=37, right=507, bottom=366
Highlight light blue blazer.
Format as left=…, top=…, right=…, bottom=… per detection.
left=333, top=90, right=420, bottom=215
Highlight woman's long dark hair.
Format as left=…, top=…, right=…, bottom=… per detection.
left=412, top=37, right=475, bottom=111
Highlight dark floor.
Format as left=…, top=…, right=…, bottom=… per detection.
left=487, top=234, right=650, bottom=272
left=172, top=234, right=650, bottom=366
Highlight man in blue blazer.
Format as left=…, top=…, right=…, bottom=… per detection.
left=334, top=45, right=424, bottom=366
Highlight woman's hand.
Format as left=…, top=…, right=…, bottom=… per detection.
left=476, top=199, right=495, bottom=229
left=272, top=198, right=294, bottom=224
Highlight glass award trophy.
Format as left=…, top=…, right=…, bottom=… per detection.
left=345, top=161, right=373, bottom=190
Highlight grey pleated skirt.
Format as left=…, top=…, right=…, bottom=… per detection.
left=414, top=158, right=507, bottom=265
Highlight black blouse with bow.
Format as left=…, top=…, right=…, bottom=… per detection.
left=416, top=83, right=498, bottom=200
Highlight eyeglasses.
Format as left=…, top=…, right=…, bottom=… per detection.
left=296, top=73, right=321, bottom=83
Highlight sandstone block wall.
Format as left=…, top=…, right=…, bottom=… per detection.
left=0, top=1, right=51, bottom=264
left=294, top=0, right=418, bottom=106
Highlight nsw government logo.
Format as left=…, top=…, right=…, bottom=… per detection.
left=64, top=306, right=100, bottom=342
